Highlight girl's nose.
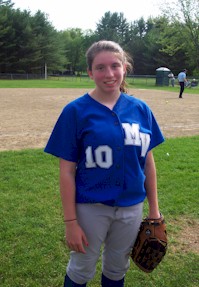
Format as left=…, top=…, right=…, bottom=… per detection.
left=105, top=67, right=114, bottom=76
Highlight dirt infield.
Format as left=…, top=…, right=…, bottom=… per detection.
left=0, top=88, right=198, bottom=151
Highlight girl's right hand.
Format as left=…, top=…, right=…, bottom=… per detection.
left=65, top=221, right=88, bottom=254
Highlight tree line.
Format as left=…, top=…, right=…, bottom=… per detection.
left=0, top=0, right=199, bottom=76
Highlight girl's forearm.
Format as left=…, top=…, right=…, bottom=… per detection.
left=60, top=159, right=77, bottom=221
left=144, top=151, right=160, bottom=218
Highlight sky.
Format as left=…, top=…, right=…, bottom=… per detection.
left=12, top=0, right=167, bottom=31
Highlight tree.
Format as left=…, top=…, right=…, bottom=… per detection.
left=30, top=10, right=65, bottom=74
left=60, top=28, right=86, bottom=73
left=0, top=0, right=13, bottom=7
left=160, top=0, right=199, bottom=74
left=96, top=11, right=129, bottom=45
left=0, top=4, right=19, bottom=73
left=10, top=9, right=39, bottom=73
left=0, top=5, right=65, bottom=73
left=1, top=2, right=198, bottom=76
left=143, top=16, right=173, bottom=74
left=127, top=19, right=147, bottom=74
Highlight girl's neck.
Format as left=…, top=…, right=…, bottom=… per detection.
left=89, top=89, right=120, bottom=110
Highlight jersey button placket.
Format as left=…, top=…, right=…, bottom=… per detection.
left=112, top=110, right=124, bottom=189
left=115, top=180, right=121, bottom=186
left=112, top=112, right=119, bottom=126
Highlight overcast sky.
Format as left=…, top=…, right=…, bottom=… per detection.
left=12, top=0, right=168, bottom=31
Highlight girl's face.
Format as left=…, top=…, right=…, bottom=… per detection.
left=87, top=51, right=126, bottom=95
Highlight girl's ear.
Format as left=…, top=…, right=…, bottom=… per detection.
left=87, top=68, right=93, bottom=79
left=123, top=64, right=127, bottom=76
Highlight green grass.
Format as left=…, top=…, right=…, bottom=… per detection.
left=0, top=77, right=199, bottom=94
left=0, top=136, right=199, bottom=286
left=0, top=77, right=95, bottom=89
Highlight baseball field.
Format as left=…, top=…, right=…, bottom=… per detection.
left=0, top=86, right=198, bottom=287
left=1, top=88, right=199, bottom=151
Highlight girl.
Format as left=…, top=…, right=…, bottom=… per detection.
left=45, top=40, right=164, bottom=286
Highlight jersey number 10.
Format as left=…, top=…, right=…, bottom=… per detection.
left=85, top=145, right=113, bottom=169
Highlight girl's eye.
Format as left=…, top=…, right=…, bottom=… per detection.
left=112, top=63, right=121, bottom=68
left=96, top=66, right=104, bottom=70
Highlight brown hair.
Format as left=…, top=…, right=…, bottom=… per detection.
left=86, top=40, right=133, bottom=93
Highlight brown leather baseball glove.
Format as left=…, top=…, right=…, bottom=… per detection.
left=131, top=214, right=167, bottom=272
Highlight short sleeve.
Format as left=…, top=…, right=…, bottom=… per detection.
left=44, top=104, right=78, bottom=162
left=148, top=110, right=165, bottom=151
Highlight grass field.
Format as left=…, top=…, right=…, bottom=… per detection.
left=0, top=77, right=199, bottom=94
left=1, top=137, right=198, bottom=287
left=0, top=80, right=199, bottom=286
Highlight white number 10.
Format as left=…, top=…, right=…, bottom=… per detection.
left=85, top=145, right=113, bottom=169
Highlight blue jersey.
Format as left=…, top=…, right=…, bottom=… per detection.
left=44, top=93, right=164, bottom=207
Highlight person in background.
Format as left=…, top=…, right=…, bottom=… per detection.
left=168, top=72, right=175, bottom=87
left=44, top=40, right=165, bottom=287
left=177, top=69, right=187, bottom=98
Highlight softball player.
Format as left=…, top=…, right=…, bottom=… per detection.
left=45, top=40, right=164, bottom=287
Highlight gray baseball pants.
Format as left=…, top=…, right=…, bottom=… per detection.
left=66, top=202, right=143, bottom=285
